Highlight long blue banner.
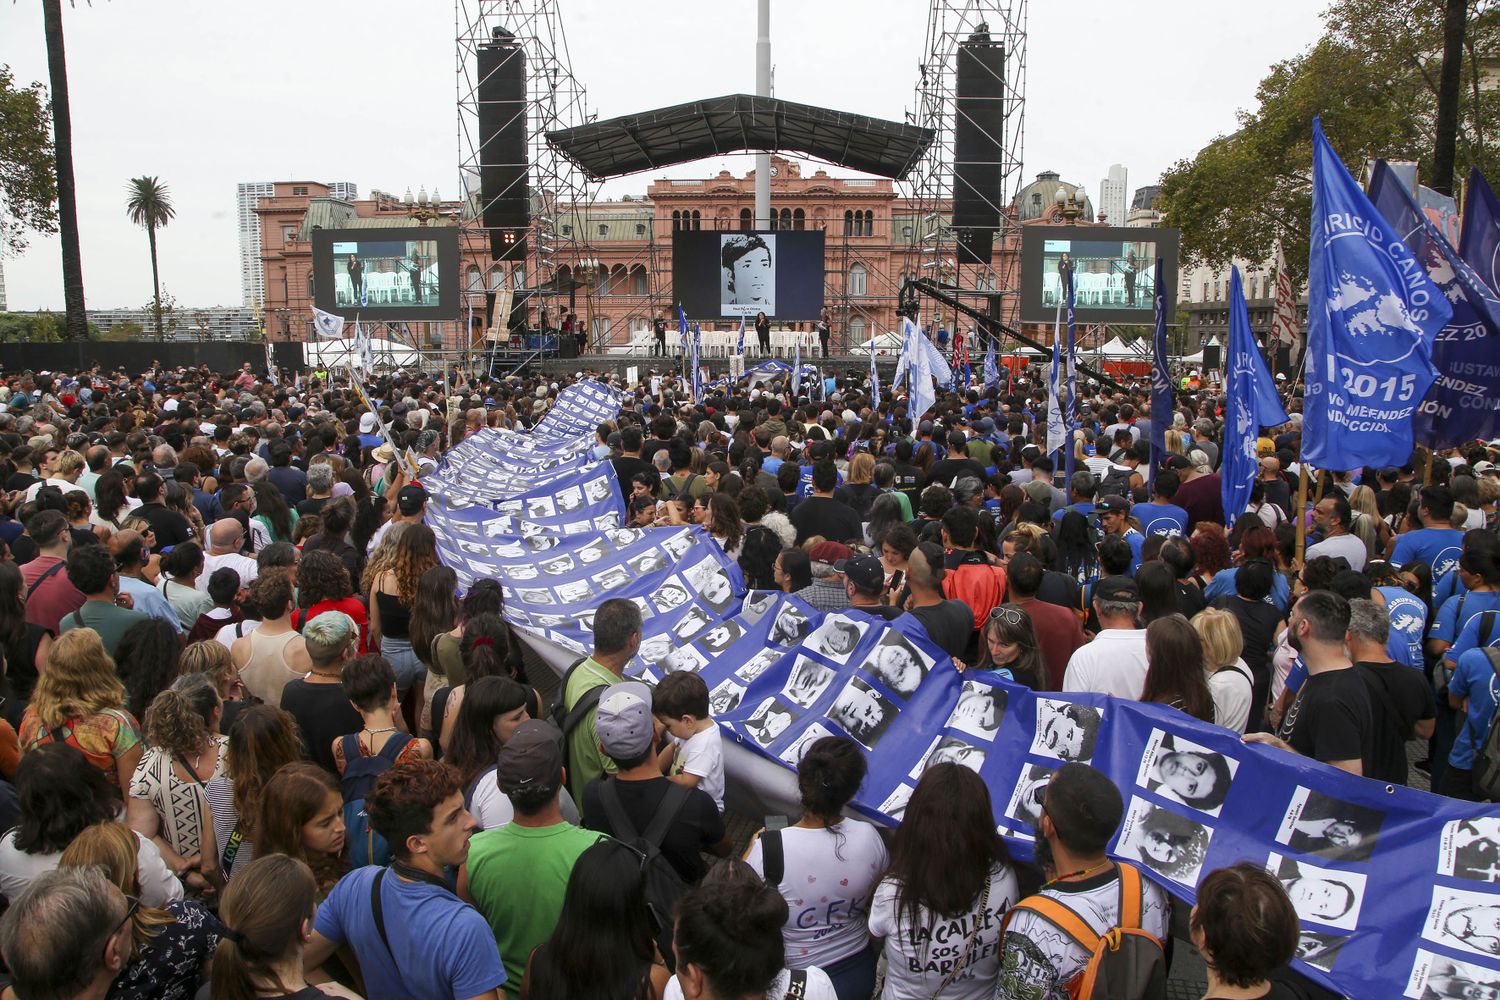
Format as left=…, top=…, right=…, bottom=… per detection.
left=431, top=379, right=1500, bottom=999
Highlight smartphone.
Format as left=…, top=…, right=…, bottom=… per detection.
left=764, top=814, right=789, bottom=832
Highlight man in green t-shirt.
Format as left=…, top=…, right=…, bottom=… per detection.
left=562, top=598, right=641, bottom=811
left=59, top=543, right=148, bottom=658
left=459, top=721, right=605, bottom=997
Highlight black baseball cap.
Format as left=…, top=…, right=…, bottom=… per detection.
left=1094, top=575, right=1140, bottom=602
left=396, top=484, right=429, bottom=515
left=834, top=555, right=885, bottom=590
left=1165, top=455, right=1193, bottom=470
left=1095, top=495, right=1131, bottom=514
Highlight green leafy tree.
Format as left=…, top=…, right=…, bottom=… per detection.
left=0, top=65, right=57, bottom=255
left=98, top=318, right=143, bottom=342
left=1158, top=0, right=1499, bottom=282
left=125, top=175, right=175, bottom=340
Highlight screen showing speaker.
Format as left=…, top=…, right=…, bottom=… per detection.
left=672, top=230, right=825, bottom=321
left=311, top=227, right=461, bottom=322
left=1019, top=226, right=1179, bottom=325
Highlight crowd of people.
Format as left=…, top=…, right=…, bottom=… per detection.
left=0, top=356, right=1487, bottom=1000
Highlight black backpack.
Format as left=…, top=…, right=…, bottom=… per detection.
left=547, top=657, right=609, bottom=775
left=1098, top=465, right=1134, bottom=501
left=597, top=779, right=691, bottom=971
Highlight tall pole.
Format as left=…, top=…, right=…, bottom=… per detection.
left=754, top=0, right=771, bottom=229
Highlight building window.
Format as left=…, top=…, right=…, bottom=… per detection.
left=636, top=223, right=646, bottom=236
left=561, top=224, right=572, bottom=235
left=863, top=211, right=874, bottom=236
left=849, top=315, right=867, bottom=343
left=794, top=208, right=805, bottom=231
left=1213, top=279, right=1221, bottom=300
left=691, top=210, right=702, bottom=231
left=292, top=186, right=308, bottom=196
left=739, top=208, right=752, bottom=232
left=777, top=208, right=792, bottom=231
left=672, top=210, right=681, bottom=232
left=632, top=267, right=648, bottom=295
left=598, top=224, right=608, bottom=237
left=466, top=266, right=483, bottom=293
left=844, top=210, right=855, bottom=236
left=281, top=225, right=297, bottom=243
left=306, top=273, right=315, bottom=298
left=849, top=263, right=868, bottom=297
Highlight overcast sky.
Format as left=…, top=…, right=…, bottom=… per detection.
left=0, top=0, right=1325, bottom=311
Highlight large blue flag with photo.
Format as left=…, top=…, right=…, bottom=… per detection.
left=1304, top=119, right=1453, bottom=470
left=430, top=378, right=1500, bottom=999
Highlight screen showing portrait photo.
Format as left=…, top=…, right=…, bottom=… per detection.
left=1019, top=225, right=1179, bottom=325
left=311, top=226, right=461, bottom=321
left=672, top=230, right=825, bottom=321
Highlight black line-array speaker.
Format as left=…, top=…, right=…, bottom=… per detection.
left=1202, top=342, right=1222, bottom=371
left=477, top=30, right=528, bottom=262
left=953, top=33, right=1006, bottom=266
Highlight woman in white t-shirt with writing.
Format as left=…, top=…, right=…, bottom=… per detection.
left=867, top=763, right=1019, bottom=999
left=746, top=736, right=887, bottom=1000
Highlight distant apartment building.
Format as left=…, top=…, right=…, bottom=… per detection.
left=239, top=180, right=354, bottom=307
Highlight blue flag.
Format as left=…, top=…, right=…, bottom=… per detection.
left=792, top=341, right=801, bottom=401
left=870, top=335, right=881, bottom=409
left=1149, top=258, right=1173, bottom=490
left=1463, top=167, right=1500, bottom=298
left=1369, top=161, right=1500, bottom=449
left=690, top=323, right=703, bottom=403
left=983, top=338, right=999, bottom=391
left=1304, top=119, right=1453, bottom=470
left=893, top=317, right=914, bottom=390
left=1064, top=266, right=1078, bottom=482
left=678, top=305, right=690, bottom=355
left=736, top=316, right=746, bottom=357
left=1222, top=268, right=1289, bottom=525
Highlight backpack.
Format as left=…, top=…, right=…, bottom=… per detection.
left=1467, top=648, right=1500, bottom=801
left=1098, top=466, right=1134, bottom=501
left=548, top=657, right=609, bottom=776
left=662, top=473, right=700, bottom=502
left=597, top=779, right=692, bottom=971
left=339, top=732, right=413, bottom=867
left=1001, top=863, right=1166, bottom=1000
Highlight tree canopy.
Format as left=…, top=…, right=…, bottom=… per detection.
left=1158, top=0, right=1500, bottom=282
left=0, top=65, right=58, bottom=255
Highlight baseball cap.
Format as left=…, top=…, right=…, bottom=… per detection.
left=975, top=417, right=995, bottom=433
left=1475, top=460, right=1497, bottom=475
left=396, top=483, right=429, bottom=515
left=1095, top=495, right=1131, bottom=513
left=835, top=555, right=885, bottom=590
left=497, top=720, right=563, bottom=793
left=359, top=413, right=378, bottom=434
left=1094, top=575, right=1140, bottom=603
left=595, top=682, right=654, bottom=759
left=808, top=541, right=854, bottom=565
left=1021, top=479, right=1053, bottom=505
left=1165, top=455, right=1193, bottom=470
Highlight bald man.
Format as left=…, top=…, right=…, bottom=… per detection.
left=199, top=518, right=259, bottom=593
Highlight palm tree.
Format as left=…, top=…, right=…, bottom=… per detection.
left=43, top=0, right=88, bottom=341
left=125, top=176, right=175, bottom=340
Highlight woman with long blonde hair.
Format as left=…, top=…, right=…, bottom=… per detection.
left=60, top=821, right=219, bottom=1000
left=368, top=523, right=440, bottom=698
left=18, top=627, right=142, bottom=793
left=1191, top=608, right=1253, bottom=734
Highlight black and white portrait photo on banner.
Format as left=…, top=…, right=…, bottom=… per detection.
left=1003, top=763, right=1057, bottom=837
left=1404, top=948, right=1500, bottom=999
left=670, top=607, right=712, bottom=643
left=769, top=605, right=811, bottom=647
left=1423, top=886, right=1500, bottom=961
left=720, top=233, right=776, bottom=316
left=1115, top=797, right=1213, bottom=886
left=744, top=697, right=798, bottom=746
left=828, top=678, right=897, bottom=749
left=877, top=783, right=915, bottom=823
left=782, top=656, right=838, bottom=709
left=708, top=679, right=745, bottom=716
left=698, top=621, right=744, bottom=656
left=779, top=723, right=839, bottom=767
left=663, top=645, right=708, bottom=675
left=1135, top=729, right=1239, bottom=817
left=1276, top=787, right=1385, bottom=864
left=555, top=580, right=592, bottom=605
left=652, top=580, right=692, bottom=613
left=807, top=614, right=868, bottom=665
left=1030, top=698, right=1103, bottom=764
left=736, top=649, right=782, bottom=684
left=630, top=550, right=667, bottom=577
left=1270, top=853, right=1368, bottom=932
left=946, top=679, right=1007, bottom=741
left=1296, top=931, right=1348, bottom=975
left=864, top=630, right=934, bottom=698
left=908, top=735, right=988, bottom=779
left=1440, top=818, right=1500, bottom=884
left=742, top=590, right=778, bottom=622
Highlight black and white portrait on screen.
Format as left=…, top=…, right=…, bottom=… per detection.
left=721, top=234, right=776, bottom=316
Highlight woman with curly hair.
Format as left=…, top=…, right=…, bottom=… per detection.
left=227, top=703, right=301, bottom=869
left=368, top=523, right=439, bottom=697
left=1188, top=522, right=1232, bottom=590
left=117, top=617, right=184, bottom=723
left=292, top=549, right=369, bottom=654
left=255, top=763, right=347, bottom=899
left=1201, top=523, right=1290, bottom=614
left=19, top=628, right=143, bottom=794
left=128, top=673, right=239, bottom=893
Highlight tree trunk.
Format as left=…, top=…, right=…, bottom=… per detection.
left=1430, top=0, right=1467, bottom=196
left=43, top=0, right=88, bottom=341
left=148, top=224, right=163, bottom=340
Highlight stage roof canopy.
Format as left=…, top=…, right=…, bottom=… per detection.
left=546, top=95, right=934, bottom=182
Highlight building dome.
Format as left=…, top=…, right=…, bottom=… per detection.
left=1014, top=170, right=1094, bottom=223
left=1131, top=185, right=1160, bottom=211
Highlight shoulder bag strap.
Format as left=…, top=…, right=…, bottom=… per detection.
left=340, top=733, right=363, bottom=765
left=1003, top=895, right=1101, bottom=954
left=640, top=781, right=692, bottom=849
left=762, top=829, right=785, bottom=886
left=32, top=560, right=66, bottom=589
left=1116, top=863, right=1142, bottom=930
left=596, top=780, right=641, bottom=841
left=375, top=733, right=413, bottom=764
left=561, top=684, right=607, bottom=739
left=370, top=868, right=397, bottom=962
left=934, top=873, right=993, bottom=995
left=783, top=969, right=808, bottom=1000
left=219, top=821, right=244, bottom=873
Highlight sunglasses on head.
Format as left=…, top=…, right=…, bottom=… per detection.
left=988, top=606, right=1025, bottom=626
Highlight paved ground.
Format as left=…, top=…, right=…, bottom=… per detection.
left=524, top=647, right=1420, bottom=998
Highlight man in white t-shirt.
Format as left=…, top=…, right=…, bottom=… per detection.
left=996, top=764, right=1169, bottom=999
left=1062, top=576, right=1149, bottom=700
left=1305, top=495, right=1367, bottom=572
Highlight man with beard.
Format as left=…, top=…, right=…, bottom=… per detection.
left=995, top=764, right=1169, bottom=998
left=1243, top=591, right=1374, bottom=777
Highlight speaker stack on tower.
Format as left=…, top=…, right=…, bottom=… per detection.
left=953, top=30, right=1006, bottom=267
left=477, top=27, right=529, bottom=262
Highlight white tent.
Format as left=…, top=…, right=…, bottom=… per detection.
left=302, top=337, right=422, bottom=368
left=856, top=331, right=905, bottom=351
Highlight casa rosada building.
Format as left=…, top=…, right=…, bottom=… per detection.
left=256, top=157, right=1104, bottom=352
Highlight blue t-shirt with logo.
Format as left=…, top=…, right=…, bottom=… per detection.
left=314, top=866, right=506, bottom=1000
left=1431, top=591, right=1500, bottom=651
left=1446, top=600, right=1500, bottom=667
left=1449, top=646, right=1500, bottom=770
left=1392, top=527, right=1465, bottom=597
left=796, top=464, right=844, bottom=498
left=1378, top=585, right=1427, bottom=669
left=1130, top=501, right=1188, bottom=538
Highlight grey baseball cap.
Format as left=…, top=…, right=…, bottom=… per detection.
left=595, top=681, right=654, bottom=759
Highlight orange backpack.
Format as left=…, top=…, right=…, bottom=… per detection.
left=1001, top=863, right=1166, bottom=1000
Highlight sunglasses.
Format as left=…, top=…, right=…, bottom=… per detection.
left=988, top=606, right=1025, bottom=626
left=112, top=894, right=141, bottom=938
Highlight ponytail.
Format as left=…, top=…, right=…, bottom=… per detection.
left=210, top=855, right=318, bottom=1000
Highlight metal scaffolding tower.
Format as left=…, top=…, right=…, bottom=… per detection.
left=455, top=0, right=600, bottom=356
left=903, top=0, right=1028, bottom=336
